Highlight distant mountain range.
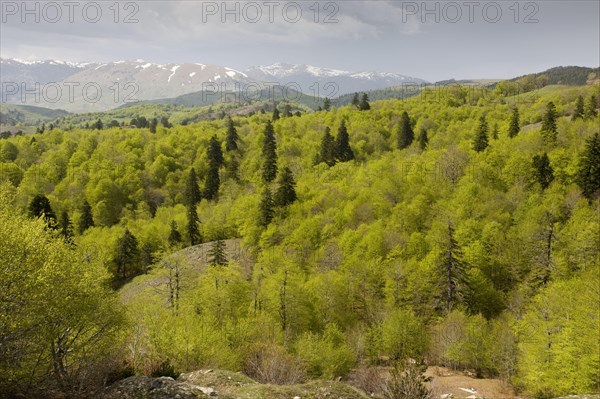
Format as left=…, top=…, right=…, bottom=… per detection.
left=0, top=58, right=427, bottom=113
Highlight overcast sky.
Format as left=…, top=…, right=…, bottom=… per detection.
left=1, top=0, right=598, bottom=81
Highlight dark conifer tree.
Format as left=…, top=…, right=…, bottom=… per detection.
left=272, top=107, right=280, bottom=121
left=323, top=97, right=331, bottom=111
left=397, top=111, right=414, bottom=149
left=359, top=93, right=371, bottom=110
left=168, top=220, right=183, bottom=247
left=274, top=167, right=297, bottom=207
left=532, top=153, right=554, bottom=190
left=541, top=102, right=558, bottom=143
left=351, top=93, right=360, bottom=108
left=225, top=117, right=239, bottom=152
left=437, top=223, right=467, bottom=314
left=28, top=194, right=57, bottom=228
left=203, top=163, right=220, bottom=200
left=209, top=239, right=228, bottom=266
left=508, top=107, right=520, bottom=138
left=78, top=200, right=94, bottom=234
left=584, top=95, right=598, bottom=119
left=572, top=95, right=584, bottom=120
left=207, top=135, right=224, bottom=168
left=283, top=104, right=292, bottom=118
left=58, top=210, right=73, bottom=243
left=576, top=132, right=600, bottom=201
left=473, top=115, right=489, bottom=152
left=114, top=228, right=141, bottom=279
left=335, top=120, right=354, bottom=162
left=417, top=128, right=429, bottom=150
left=186, top=204, right=201, bottom=246
left=492, top=122, right=499, bottom=140
left=259, top=187, right=274, bottom=227
left=317, top=127, right=337, bottom=166
left=262, top=121, right=278, bottom=182
left=149, top=118, right=158, bottom=133
left=184, top=168, right=202, bottom=206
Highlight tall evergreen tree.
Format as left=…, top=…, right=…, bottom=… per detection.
left=584, top=95, right=598, bottom=119
left=272, top=107, right=280, bottom=121
left=262, top=121, right=278, bottom=182
left=28, top=194, right=56, bottom=228
left=207, top=135, right=224, bottom=168
left=58, top=210, right=73, bottom=243
left=184, top=168, right=202, bottom=206
left=317, top=127, right=337, bottom=166
left=397, top=111, right=414, bottom=149
left=209, top=239, right=228, bottom=266
left=417, top=128, right=429, bottom=150
left=259, top=187, right=274, bottom=227
left=572, top=95, right=585, bottom=120
left=114, top=228, right=141, bottom=279
left=323, top=97, right=331, bottom=111
left=186, top=204, right=201, bottom=246
left=78, top=200, right=94, bottom=234
left=492, top=122, right=499, bottom=140
left=274, top=167, right=297, bottom=207
left=335, top=120, right=354, bottom=162
left=473, top=115, right=489, bottom=152
left=532, top=153, right=554, bottom=190
left=168, top=220, right=183, bottom=247
left=541, top=102, right=558, bottom=143
left=508, top=107, right=520, bottom=138
left=359, top=93, right=371, bottom=110
left=149, top=118, right=158, bottom=133
left=351, top=93, right=360, bottom=108
left=576, top=132, right=600, bottom=201
left=203, top=163, right=220, bottom=200
left=225, top=117, right=239, bottom=152
left=283, top=104, right=292, bottom=118
left=437, top=223, right=467, bottom=314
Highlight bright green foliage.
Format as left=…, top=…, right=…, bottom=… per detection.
left=532, top=153, right=554, bottom=190
left=78, top=200, right=94, bottom=234
left=274, top=167, right=297, bottom=207
left=584, top=95, right=598, bottom=119
left=397, top=111, right=414, bottom=149
left=576, top=132, right=600, bottom=200
left=316, top=127, right=336, bottom=166
left=381, top=309, right=428, bottom=361
left=0, top=141, right=18, bottom=161
left=0, top=192, right=125, bottom=396
left=225, top=117, right=239, bottom=152
left=113, top=228, right=141, bottom=279
left=472, top=115, right=489, bottom=152
left=209, top=239, right=228, bottom=266
left=335, top=120, right=354, bottom=162
left=572, top=95, right=584, bottom=120
left=262, top=121, right=278, bottom=182
left=295, top=324, right=355, bottom=379
left=508, top=107, right=520, bottom=138
left=541, top=102, right=558, bottom=143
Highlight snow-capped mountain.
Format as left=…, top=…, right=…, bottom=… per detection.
left=244, top=63, right=427, bottom=96
left=1, top=58, right=427, bottom=112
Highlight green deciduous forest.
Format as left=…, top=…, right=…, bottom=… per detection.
left=1, top=83, right=599, bottom=398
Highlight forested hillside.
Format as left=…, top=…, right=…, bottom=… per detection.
left=1, top=82, right=599, bottom=399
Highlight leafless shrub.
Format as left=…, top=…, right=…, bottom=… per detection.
left=243, top=343, right=305, bottom=385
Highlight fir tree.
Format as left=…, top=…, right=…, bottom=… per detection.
left=335, top=120, right=354, bottom=162
left=359, top=93, right=371, bottom=110
left=203, top=163, right=220, bottom=200
left=283, top=104, right=292, bottom=118
left=207, top=135, right=224, bottom=168
left=437, top=223, right=467, bottom=314
left=28, top=194, right=56, bottom=228
left=114, top=228, right=141, bottom=279
left=160, top=116, right=171, bottom=128
left=472, top=115, right=489, bottom=152
left=149, top=118, right=158, bottom=133
left=397, top=111, right=414, bottom=149
left=209, top=239, right=228, bottom=266
left=541, top=102, right=558, bottom=143
left=532, top=153, right=554, bottom=190
left=225, top=117, right=239, bottom=152
left=58, top=210, right=73, bottom=243
left=317, top=127, right=337, bottom=166
left=184, top=168, right=202, bottom=206
left=576, top=132, right=600, bottom=201
left=168, top=220, right=183, bottom=247
left=272, top=107, right=280, bottom=121
left=274, top=167, right=297, bottom=207
left=492, top=122, right=499, bottom=140
left=323, top=97, right=331, bottom=111
left=140, top=242, right=155, bottom=270
left=186, top=204, right=201, bottom=246
left=259, top=187, right=274, bottom=227
left=584, top=95, right=598, bottom=119
left=262, top=121, right=278, bottom=182
left=78, top=200, right=94, bottom=234
left=508, top=107, right=520, bottom=138
left=572, top=95, right=584, bottom=120
left=417, top=128, right=429, bottom=150
left=351, top=93, right=360, bottom=108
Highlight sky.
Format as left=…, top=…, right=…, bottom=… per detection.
left=0, top=0, right=598, bottom=81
